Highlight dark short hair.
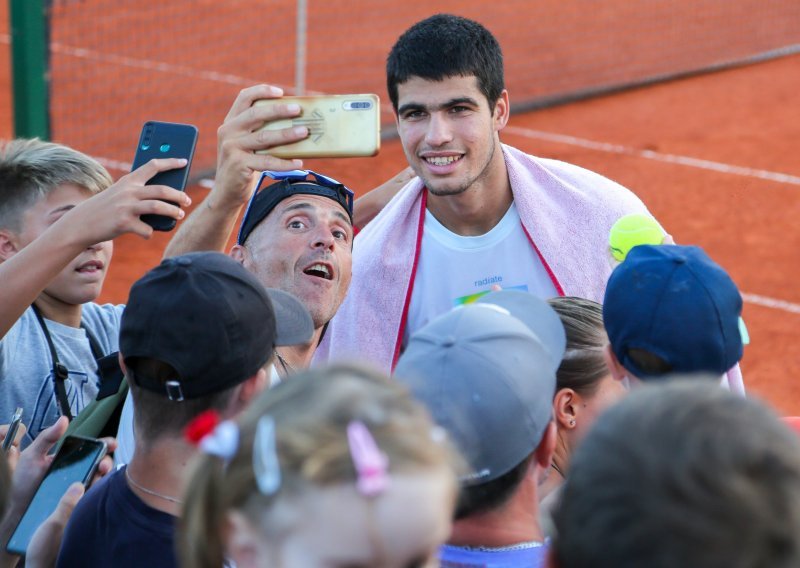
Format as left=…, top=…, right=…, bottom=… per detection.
left=455, top=454, right=531, bottom=520
left=386, top=14, right=505, bottom=111
left=552, top=381, right=800, bottom=568
left=625, top=347, right=674, bottom=377
left=128, top=358, right=239, bottom=443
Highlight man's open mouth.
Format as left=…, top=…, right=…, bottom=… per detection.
left=303, top=263, right=333, bottom=280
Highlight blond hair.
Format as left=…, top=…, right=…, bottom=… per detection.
left=179, top=363, right=461, bottom=568
left=0, top=138, right=112, bottom=232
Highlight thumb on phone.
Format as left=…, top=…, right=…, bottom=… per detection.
left=25, top=482, right=85, bottom=568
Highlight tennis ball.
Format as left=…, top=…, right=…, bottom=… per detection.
left=608, top=214, right=664, bottom=262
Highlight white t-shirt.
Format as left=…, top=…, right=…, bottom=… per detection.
left=404, top=203, right=558, bottom=345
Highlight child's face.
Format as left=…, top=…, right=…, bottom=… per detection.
left=231, top=468, right=457, bottom=568
left=17, top=183, right=113, bottom=306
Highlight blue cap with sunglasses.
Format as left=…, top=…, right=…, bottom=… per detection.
left=237, top=169, right=355, bottom=245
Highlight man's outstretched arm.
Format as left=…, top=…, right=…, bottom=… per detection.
left=164, top=84, right=307, bottom=258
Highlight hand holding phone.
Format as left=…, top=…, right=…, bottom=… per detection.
left=5, top=435, right=107, bottom=556
left=253, top=94, right=381, bottom=158
left=131, top=121, right=199, bottom=231
left=2, top=407, right=23, bottom=452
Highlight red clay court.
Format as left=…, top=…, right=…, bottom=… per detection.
left=0, top=3, right=798, bottom=413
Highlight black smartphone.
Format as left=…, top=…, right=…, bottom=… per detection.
left=131, top=120, right=198, bottom=231
left=5, top=435, right=107, bottom=556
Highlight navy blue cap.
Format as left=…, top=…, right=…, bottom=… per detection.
left=120, top=252, right=313, bottom=400
left=603, top=245, right=743, bottom=379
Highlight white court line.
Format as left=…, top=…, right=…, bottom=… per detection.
left=1, top=31, right=796, bottom=316
left=741, top=294, right=800, bottom=315
left=504, top=125, right=800, bottom=186
left=0, top=33, right=396, bottom=112
left=49, top=41, right=325, bottom=95
left=0, top=33, right=318, bottom=95
left=502, top=126, right=800, bottom=316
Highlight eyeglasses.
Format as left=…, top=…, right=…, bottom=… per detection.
left=237, top=169, right=355, bottom=245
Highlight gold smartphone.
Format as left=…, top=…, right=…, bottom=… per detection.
left=254, top=94, right=381, bottom=158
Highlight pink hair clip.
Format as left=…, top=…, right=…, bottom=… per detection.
left=347, top=420, right=389, bottom=497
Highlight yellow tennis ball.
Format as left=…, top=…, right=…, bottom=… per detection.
left=609, top=214, right=664, bottom=262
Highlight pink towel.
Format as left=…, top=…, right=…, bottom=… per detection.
left=314, top=144, right=652, bottom=371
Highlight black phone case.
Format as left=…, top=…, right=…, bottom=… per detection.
left=131, top=121, right=198, bottom=231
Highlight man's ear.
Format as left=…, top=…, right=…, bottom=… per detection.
left=229, top=244, right=249, bottom=267
left=603, top=344, right=627, bottom=382
left=535, top=421, right=557, bottom=470
left=118, top=352, right=128, bottom=376
left=0, top=229, right=21, bottom=261
left=493, top=89, right=511, bottom=131
left=238, top=366, right=268, bottom=407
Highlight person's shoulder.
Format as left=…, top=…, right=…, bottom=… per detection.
left=504, top=144, right=631, bottom=191
left=81, top=302, right=125, bottom=335
left=0, top=306, right=42, bottom=359
left=72, top=466, right=122, bottom=516
left=1, top=305, right=37, bottom=339
left=538, top=156, right=626, bottom=190
left=82, top=302, right=125, bottom=322
left=58, top=469, right=122, bottom=565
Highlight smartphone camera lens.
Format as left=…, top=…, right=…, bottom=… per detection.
left=160, top=144, right=171, bottom=153
left=343, top=100, right=372, bottom=111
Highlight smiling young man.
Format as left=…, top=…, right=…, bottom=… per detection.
left=314, top=14, right=657, bottom=370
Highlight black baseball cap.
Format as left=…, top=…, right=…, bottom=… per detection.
left=120, top=252, right=313, bottom=400
left=237, top=170, right=354, bottom=245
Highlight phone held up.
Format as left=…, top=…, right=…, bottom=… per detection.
left=5, top=435, right=107, bottom=557
left=131, top=121, right=198, bottom=231
left=254, top=94, right=381, bottom=159
left=2, top=407, right=23, bottom=452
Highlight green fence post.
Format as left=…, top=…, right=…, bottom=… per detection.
left=9, top=0, right=50, bottom=139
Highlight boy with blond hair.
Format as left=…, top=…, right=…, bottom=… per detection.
left=0, top=138, right=190, bottom=445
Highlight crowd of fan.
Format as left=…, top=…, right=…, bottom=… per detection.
left=1, top=12, right=798, bottom=568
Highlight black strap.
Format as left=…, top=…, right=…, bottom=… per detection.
left=31, top=304, right=107, bottom=421
left=81, top=324, right=105, bottom=361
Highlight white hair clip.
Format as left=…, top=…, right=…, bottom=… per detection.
left=253, top=415, right=281, bottom=496
left=199, top=420, right=240, bottom=462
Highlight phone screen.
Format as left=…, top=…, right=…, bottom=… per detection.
left=5, top=436, right=106, bottom=556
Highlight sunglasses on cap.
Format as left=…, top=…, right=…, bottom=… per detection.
left=237, top=169, right=355, bottom=245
